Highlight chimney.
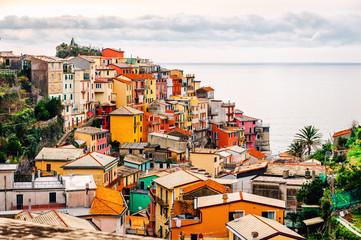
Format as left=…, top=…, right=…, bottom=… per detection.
left=283, top=170, right=289, bottom=179
left=251, top=231, right=259, bottom=240
left=312, top=170, right=316, bottom=180
left=222, top=193, right=228, bottom=203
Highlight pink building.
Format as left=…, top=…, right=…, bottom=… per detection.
left=234, top=111, right=258, bottom=149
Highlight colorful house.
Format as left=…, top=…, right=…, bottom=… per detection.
left=109, top=106, right=144, bottom=144
left=74, top=127, right=110, bottom=154
left=34, top=147, right=84, bottom=175
left=123, top=154, right=152, bottom=171
left=89, top=185, right=127, bottom=233
left=113, top=77, right=133, bottom=108
left=143, top=112, right=162, bottom=142
left=102, top=48, right=125, bottom=58
left=226, top=214, right=305, bottom=240
left=234, top=113, right=259, bottom=149
left=94, top=66, right=116, bottom=106
left=189, top=149, right=225, bottom=178
left=61, top=152, right=118, bottom=187
left=181, top=179, right=229, bottom=200
left=247, top=148, right=267, bottom=163
left=170, top=191, right=286, bottom=239
left=115, top=165, right=141, bottom=203
left=150, top=169, right=207, bottom=238
left=211, top=122, right=240, bottom=148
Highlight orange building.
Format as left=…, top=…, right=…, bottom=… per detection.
left=102, top=48, right=124, bottom=58
left=143, top=112, right=162, bottom=142
left=170, top=191, right=286, bottom=240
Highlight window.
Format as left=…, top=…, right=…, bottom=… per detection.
left=49, top=192, right=56, bottom=203
left=165, top=191, right=168, bottom=204
left=70, top=84, right=72, bottom=88
left=64, top=94, right=66, bottom=100
left=66, top=106, right=69, bottom=112
left=262, top=211, right=276, bottom=220
left=140, top=181, right=145, bottom=189
left=229, top=211, right=244, bottom=221
left=65, top=84, right=67, bottom=89
left=160, top=188, right=163, bottom=199
left=70, top=94, right=73, bottom=100
left=134, top=127, right=136, bottom=134
left=214, top=157, right=217, bottom=163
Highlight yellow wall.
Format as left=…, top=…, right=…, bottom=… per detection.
left=113, top=79, right=132, bottom=108
left=190, top=152, right=223, bottom=177
left=74, top=132, right=95, bottom=151
left=110, top=114, right=143, bottom=144
left=35, top=160, right=68, bottom=175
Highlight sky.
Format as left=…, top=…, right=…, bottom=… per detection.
left=1, top=0, right=361, bottom=63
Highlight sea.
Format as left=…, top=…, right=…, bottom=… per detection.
left=161, top=63, right=361, bottom=154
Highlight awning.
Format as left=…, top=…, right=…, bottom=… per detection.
left=303, top=217, right=324, bottom=226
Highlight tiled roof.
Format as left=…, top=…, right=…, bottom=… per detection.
left=233, top=162, right=268, bottom=174
left=197, top=191, right=286, bottom=209
left=75, top=126, right=108, bottom=135
left=202, top=87, right=214, bottom=91
left=227, top=146, right=247, bottom=154
left=90, top=186, right=127, bottom=216
left=20, top=210, right=96, bottom=230
left=167, top=128, right=192, bottom=137
left=61, top=152, right=117, bottom=169
left=332, top=128, right=352, bottom=137
left=247, top=149, right=267, bottom=159
left=265, top=163, right=326, bottom=177
left=226, top=214, right=305, bottom=240
left=35, top=147, right=84, bottom=162
left=182, top=179, right=229, bottom=194
left=113, top=77, right=132, bottom=83
left=110, top=106, right=143, bottom=116
left=118, top=165, right=141, bottom=177
left=120, top=142, right=149, bottom=149
left=0, top=217, right=159, bottom=239
left=124, top=154, right=151, bottom=165
left=153, top=169, right=207, bottom=189
left=235, top=115, right=259, bottom=122
left=120, top=73, right=155, bottom=80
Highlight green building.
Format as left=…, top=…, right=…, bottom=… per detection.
left=129, top=174, right=158, bottom=214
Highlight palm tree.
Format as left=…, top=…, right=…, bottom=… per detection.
left=295, top=125, right=322, bottom=156
left=287, top=140, right=305, bottom=159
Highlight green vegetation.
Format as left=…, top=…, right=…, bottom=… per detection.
left=56, top=39, right=101, bottom=58
left=287, top=140, right=305, bottom=158
left=336, top=165, right=361, bottom=191
left=296, top=179, right=325, bottom=205
left=34, top=97, right=63, bottom=121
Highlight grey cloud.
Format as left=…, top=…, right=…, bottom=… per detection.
left=0, top=12, right=360, bottom=48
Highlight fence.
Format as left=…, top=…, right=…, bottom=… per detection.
left=330, top=188, right=361, bottom=210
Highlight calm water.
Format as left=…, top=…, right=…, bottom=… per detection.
left=161, top=63, right=361, bottom=154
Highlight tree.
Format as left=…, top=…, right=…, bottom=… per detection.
left=336, top=164, right=361, bottom=191
left=295, top=125, right=322, bottom=156
left=296, top=179, right=324, bottom=205
left=287, top=140, right=305, bottom=159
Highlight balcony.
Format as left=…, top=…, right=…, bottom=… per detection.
left=94, top=87, right=104, bottom=93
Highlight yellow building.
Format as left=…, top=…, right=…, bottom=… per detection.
left=145, top=75, right=156, bottom=108
left=34, top=147, right=84, bottom=175
left=113, top=77, right=133, bottom=108
left=61, top=152, right=118, bottom=187
left=109, top=106, right=144, bottom=144
left=74, top=126, right=109, bottom=154
left=190, top=149, right=225, bottom=178
left=152, top=169, right=207, bottom=238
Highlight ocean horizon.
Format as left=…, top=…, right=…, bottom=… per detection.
left=161, top=62, right=361, bottom=154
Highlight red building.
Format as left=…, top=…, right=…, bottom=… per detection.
left=102, top=48, right=124, bottom=58
left=97, top=105, right=117, bottom=130
left=143, top=112, right=162, bottom=141
left=170, top=75, right=182, bottom=96
left=156, top=78, right=167, bottom=100
left=211, top=123, right=240, bottom=148
left=234, top=111, right=258, bottom=149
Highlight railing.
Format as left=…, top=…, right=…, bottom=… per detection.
left=13, top=173, right=32, bottom=182
left=330, top=188, right=361, bottom=210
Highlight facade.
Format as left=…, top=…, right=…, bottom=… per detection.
left=170, top=191, right=286, bottom=240
left=234, top=114, right=259, bottom=149
left=31, top=56, right=63, bottom=98
left=211, top=122, right=240, bottom=148
left=255, top=121, right=271, bottom=152
left=113, top=77, right=133, bottom=108
left=123, top=154, right=151, bottom=171
left=109, top=106, right=144, bottom=144
left=189, top=149, right=225, bottom=177
left=247, top=148, right=267, bottom=163
left=74, top=127, right=110, bottom=154
left=102, top=48, right=125, bottom=58
left=115, top=165, right=141, bottom=202
left=195, top=86, right=214, bottom=99
left=34, top=147, right=84, bottom=175
left=94, top=66, right=116, bottom=106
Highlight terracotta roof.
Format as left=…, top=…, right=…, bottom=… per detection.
left=182, top=179, right=229, bottom=195
left=247, top=149, right=267, bottom=159
left=90, top=186, right=127, bottom=216
left=144, top=112, right=153, bottom=117
left=114, top=77, right=132, bottom=84
left=233, top=161, right=268, bottom=174
left=226, top=214, right=305, bottom=240
left=332, top=128, right=352, bottom=138
left=95, top=77, right=110, bottom=83
left=110, top=106, right=143, bottom=116
left=202, top=87, right=214, bottom=91
left=120, top=73, right=155, bottom=80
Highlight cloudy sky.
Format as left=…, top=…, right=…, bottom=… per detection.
left=1, top=0, right=361, bottom=62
